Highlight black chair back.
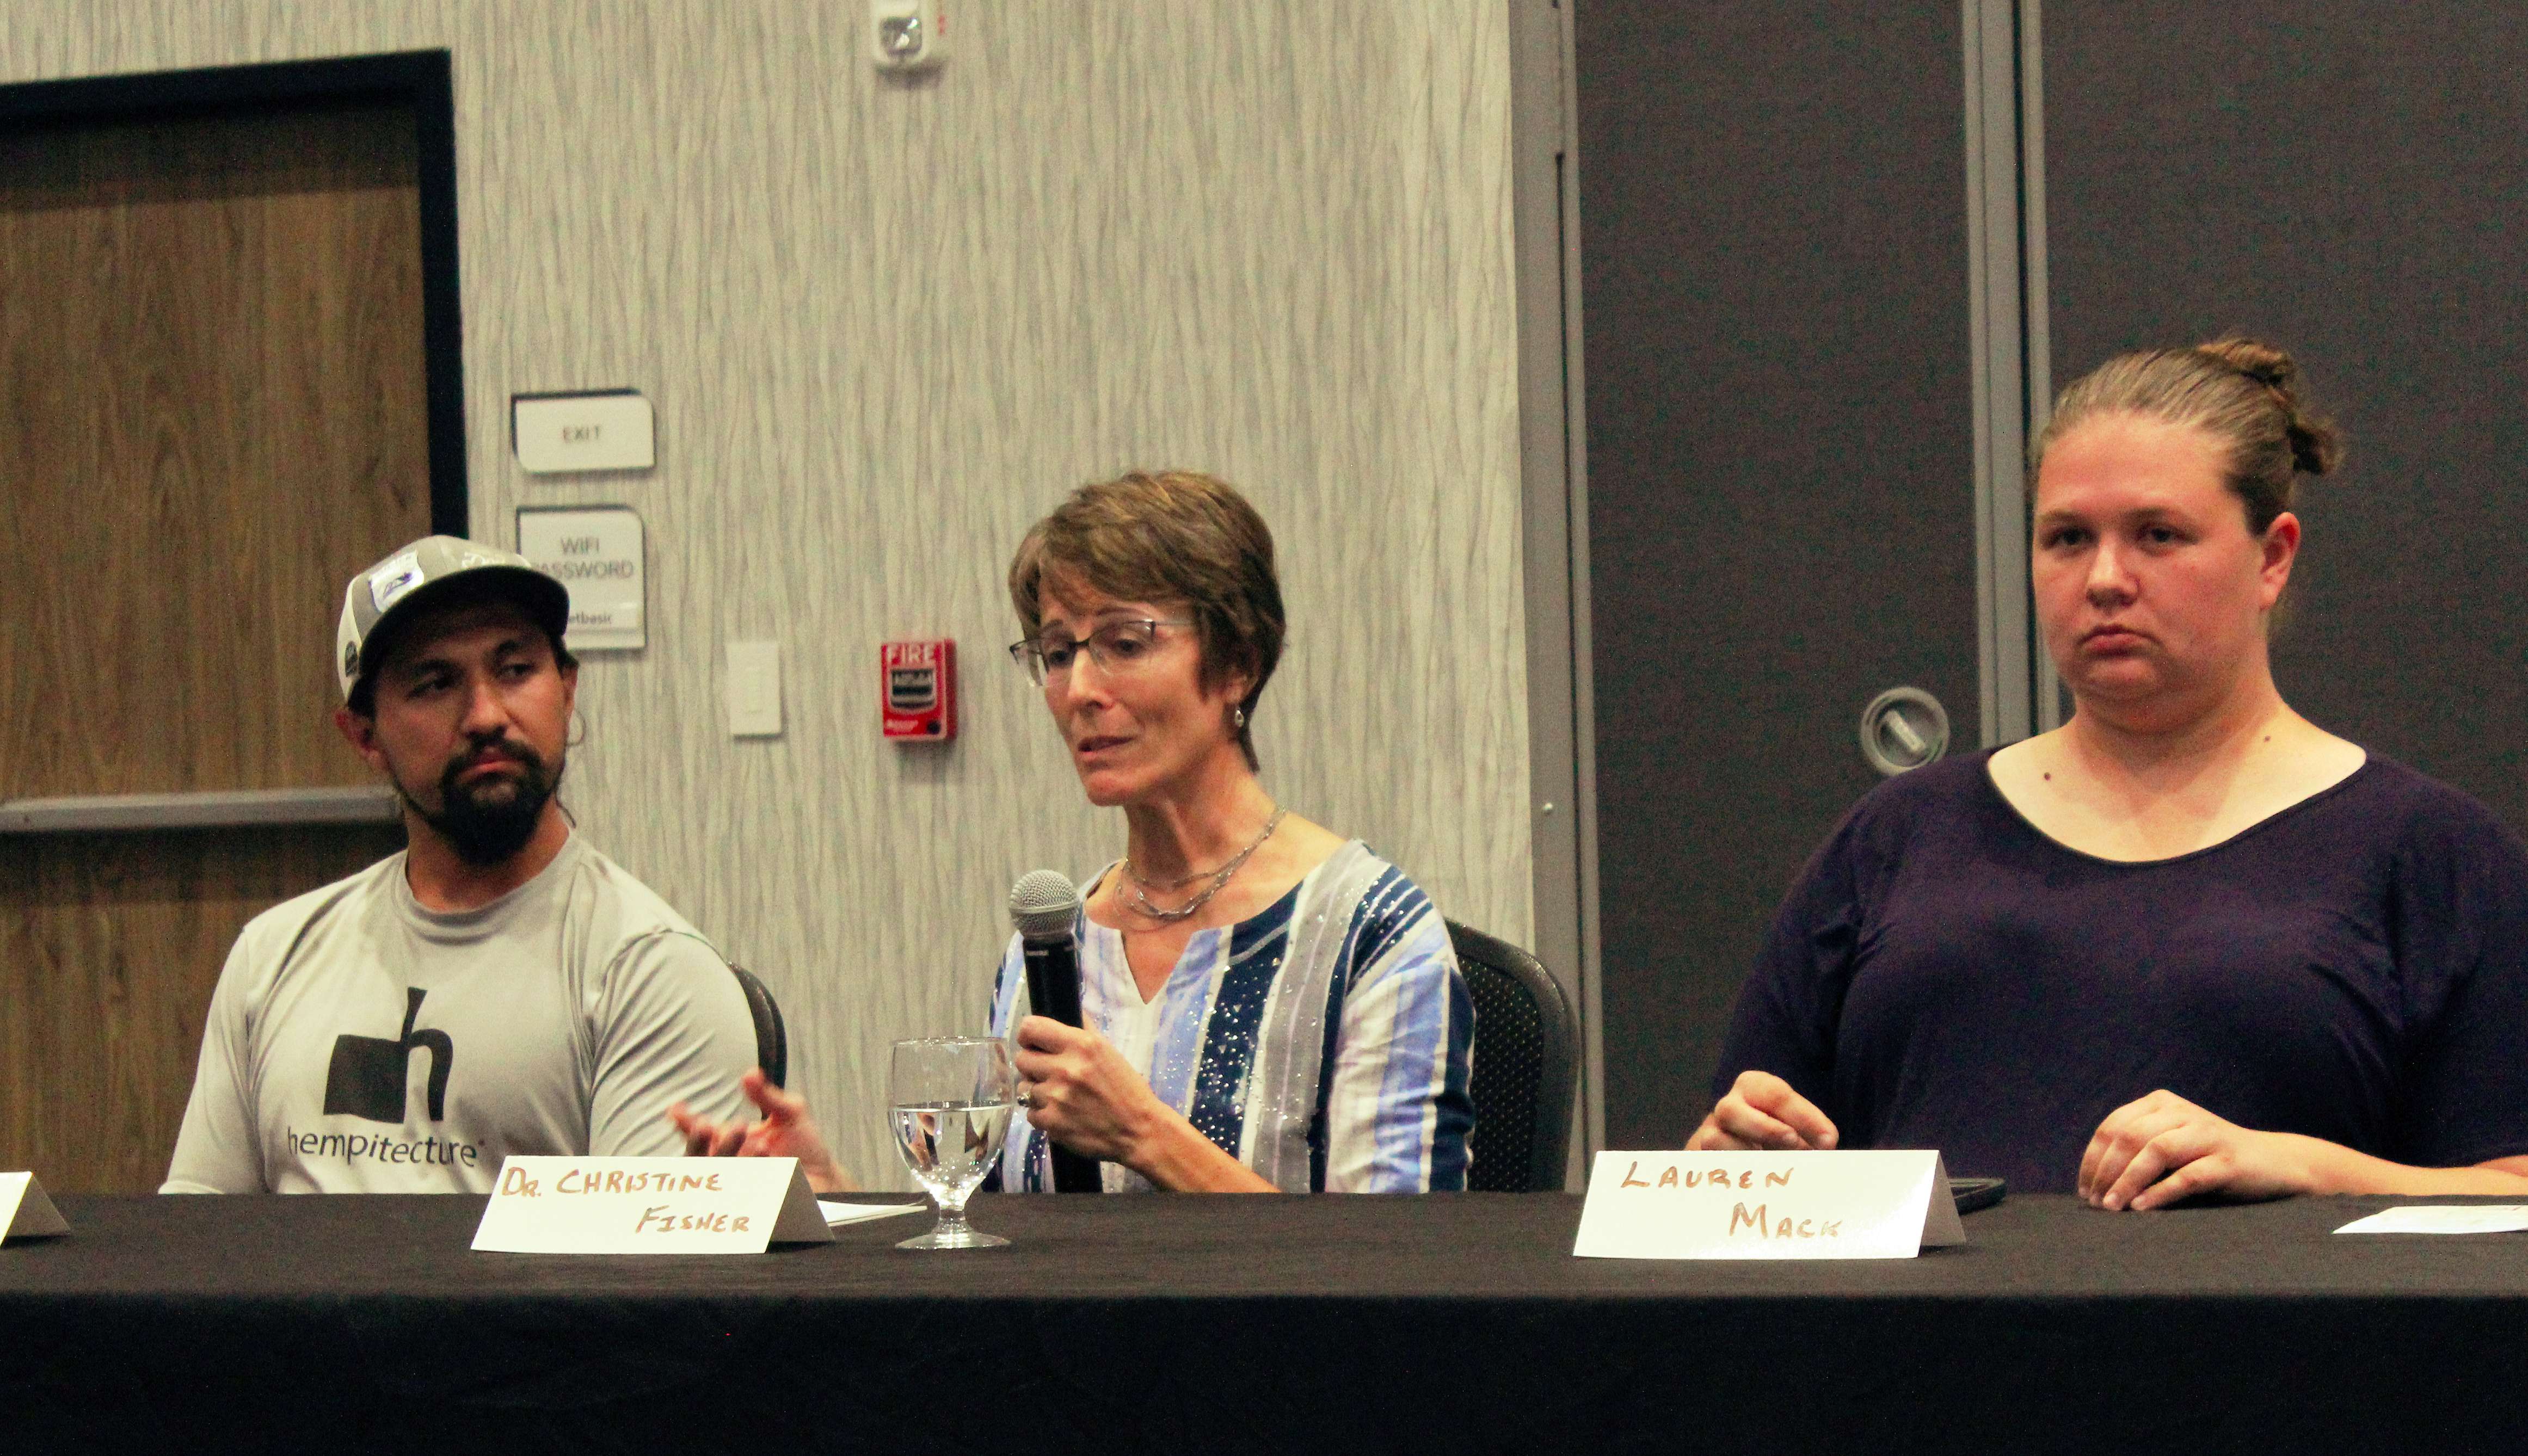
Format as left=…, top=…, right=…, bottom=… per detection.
left=1447, top=920, right=1577, bottom=1193
left=728, top=964, right=789, bottom=1089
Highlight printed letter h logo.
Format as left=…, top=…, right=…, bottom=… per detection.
left=323, top=987, right=453, bottom=1124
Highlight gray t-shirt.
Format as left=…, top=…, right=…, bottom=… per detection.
left=162, top=833, right=758, bottom=1194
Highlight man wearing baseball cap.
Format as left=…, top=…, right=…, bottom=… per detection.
left=162, top=537, right=758, bottom=1193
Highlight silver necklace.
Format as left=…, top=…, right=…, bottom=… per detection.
left=1122, top=807, right=1287, bottom=923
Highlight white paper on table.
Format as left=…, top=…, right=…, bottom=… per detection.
left=819, top=1200, right=928, bottom=1226
left=2335, top=1205, right=2528, bottom=1235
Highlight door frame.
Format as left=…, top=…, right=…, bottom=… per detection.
left=1, top=49, right=468, bottom=534
left=1508, top=0, right=1595, bottom=1187
left=1961, top=0, right=2058, bottom=741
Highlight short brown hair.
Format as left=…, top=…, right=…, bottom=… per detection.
left=2033, top=337, right=2344, bottom=532
left=1008, top=470, right=1285, bottom=769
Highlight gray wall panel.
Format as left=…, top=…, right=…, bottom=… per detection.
left=2046, top=1, right=2528, bottom=831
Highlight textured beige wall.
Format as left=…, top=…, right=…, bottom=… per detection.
left=5, top=1, right=1528, bottom=1186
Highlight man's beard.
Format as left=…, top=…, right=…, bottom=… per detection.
left=396, top=738, right=564, bottom=866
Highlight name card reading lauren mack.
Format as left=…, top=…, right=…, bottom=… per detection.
left=1572, top=1151, right=1965, bottom=1260
left=472, top=1157, right=832, bottom=1254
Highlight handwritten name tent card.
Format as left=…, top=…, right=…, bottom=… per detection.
left=1, top=1172, right=69, bottom=1243
left=472, top=1157, right=832, bottom=1254
left=1573, top=1151, right=1965, bottom=1260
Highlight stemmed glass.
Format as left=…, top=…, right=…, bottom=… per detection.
left=890, top=1037, right=1018, bottom=1250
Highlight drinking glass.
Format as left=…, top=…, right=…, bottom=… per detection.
left=890, top=1036, right=1018, bottom=1250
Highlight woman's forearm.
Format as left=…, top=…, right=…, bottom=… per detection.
left=1125, top=1108, right=1278, bottom=1192
left=2294, top=1136, right=2528, bottom=1196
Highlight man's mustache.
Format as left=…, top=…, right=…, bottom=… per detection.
left=441, top=738, right=548, bottom=792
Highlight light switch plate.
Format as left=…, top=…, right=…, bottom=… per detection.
left=727, top=641, right=783, bottom=738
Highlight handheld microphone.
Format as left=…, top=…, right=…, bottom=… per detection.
left=1008, top=869, right=1101, bottom=1193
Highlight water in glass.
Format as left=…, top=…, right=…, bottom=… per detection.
left=889, top=1037, right=1017, bottom=1250
left=894, top=1101, right=1013, bottom=1200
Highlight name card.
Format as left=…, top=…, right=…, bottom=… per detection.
left=1572, top=1151, right=1965, bottom=1260
left=1, top=1173, right=69, bottom=1243
left=472, top=1157, right=832, bottom=1254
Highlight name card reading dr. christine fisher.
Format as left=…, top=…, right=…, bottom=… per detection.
left=471, top=1157, right=833, bottom=1254
left=1572, top=1151, right=1966, bottom=1260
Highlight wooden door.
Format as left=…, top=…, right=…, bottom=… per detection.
left=1, top=98, right=432, bottom=1192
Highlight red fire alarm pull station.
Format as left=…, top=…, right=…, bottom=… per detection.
left=881, top=640, right=955, bottom=741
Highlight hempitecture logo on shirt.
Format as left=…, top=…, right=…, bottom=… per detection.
left=323, top=986, right=453, bottom=1124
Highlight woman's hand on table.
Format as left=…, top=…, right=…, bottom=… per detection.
left=2077, top=1088, right=2312, bottom=1211
left=1012, top=1015, right=1274, bottom=1192
left=667, top=1066, right=856, bottom=1194
left=1687, top=1070, right=1840, bottom=1152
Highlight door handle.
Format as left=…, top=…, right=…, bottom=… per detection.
left=1859, top=687, right=1949, bottom=776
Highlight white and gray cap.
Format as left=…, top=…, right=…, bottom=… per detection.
left=335, top=535, right=571, bottom=702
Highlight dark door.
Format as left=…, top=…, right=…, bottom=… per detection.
left=2044, top=2, right=2528, bottom=831
left=1577, top=3, right=1985, bottom=1146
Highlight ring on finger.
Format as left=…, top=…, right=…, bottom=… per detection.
left=1015, top=1087, right=1035, bottom=1109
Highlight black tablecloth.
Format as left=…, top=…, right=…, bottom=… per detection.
left=7, top=1192, right=2528, bottom=1452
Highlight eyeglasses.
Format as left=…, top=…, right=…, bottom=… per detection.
left=1006, top=619, right=1193, bottom=686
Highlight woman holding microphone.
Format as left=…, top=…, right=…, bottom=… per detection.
left=1695, top=338, right=2528, bottom=1209
left=676, top=470, right=1473, bottom=1193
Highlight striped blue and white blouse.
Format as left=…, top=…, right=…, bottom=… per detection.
left=989, top=840, right=1473, bottom=1193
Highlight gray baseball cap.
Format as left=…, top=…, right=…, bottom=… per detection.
left=335, top=536, right=571, bottom=701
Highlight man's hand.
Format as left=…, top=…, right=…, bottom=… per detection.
left=1686, top=1070, right=1840, bottom=1152
left=667, top=1066, right=856, bottom=1193
left=2077, top=1088, right=2312, bottom=1211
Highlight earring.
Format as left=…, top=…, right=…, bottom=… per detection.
left=1233, top=706, right=1247, bottom=730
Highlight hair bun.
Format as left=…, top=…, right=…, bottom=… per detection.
left=2197, top=336, right=2296, bottom=391
left=2282, top=419, right=2340, bottom=477
left=2195, top=336, right=2342, bottom=477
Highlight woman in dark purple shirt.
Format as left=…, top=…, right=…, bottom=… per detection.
left=1696, top=339, right=2528, bottom=1207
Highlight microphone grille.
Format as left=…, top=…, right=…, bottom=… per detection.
left=1008, top=869, right=1081, bottom=939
